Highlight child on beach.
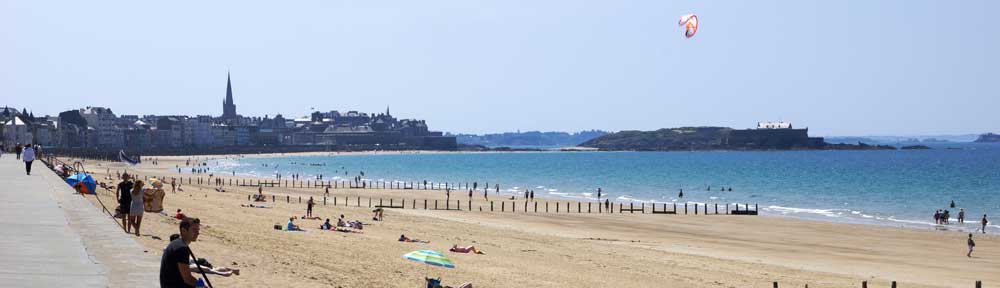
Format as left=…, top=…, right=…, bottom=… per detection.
left=967, top=233, right=976, bottom=257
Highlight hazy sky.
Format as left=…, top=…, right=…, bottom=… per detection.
left=3, top=0, right=998, bottom=136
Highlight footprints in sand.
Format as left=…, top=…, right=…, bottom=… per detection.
left=582, top=237, right=641, bottom=243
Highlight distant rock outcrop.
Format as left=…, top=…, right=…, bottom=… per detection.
left=974, top=133, right=1000, bottom=143
left=580, top=127, right=895, bottom=151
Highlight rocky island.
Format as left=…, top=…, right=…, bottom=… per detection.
left=974, top=133, right=1000, bottom=143
left=579, top=123, right=896, bottom=151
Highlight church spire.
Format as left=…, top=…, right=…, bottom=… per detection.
left=225, top=71, right=234, bottom=106
left=222, top=71, right=237, bottom=119
left=386, top=105, right=390, bottom=116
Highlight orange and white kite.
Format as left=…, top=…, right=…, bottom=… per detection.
left=678, top=14, right=698, bottom=38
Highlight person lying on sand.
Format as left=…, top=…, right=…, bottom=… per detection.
left=333, top=227, right=363, bottom=234
left=449, top=245, right=484, bottom=254
left=240, top=204, right=270, bottom=208
left=347, top=220, right=364, bottom=230
left=425, top=277, right=472, bottom=288
left=399, top=234, right=430, bottom=243
left=301, top=216, right=322, bottom=221
left=214, top=187, right=226, bottom=192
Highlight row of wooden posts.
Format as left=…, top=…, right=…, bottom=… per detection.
left=242, top=192, right=759, bottom=215
left=773, top=280, right=983, bottom=288
left=117, top=172, right=760, bottom=215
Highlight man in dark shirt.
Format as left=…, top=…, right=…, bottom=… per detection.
left=117, top=174, right=134, bottom=233
left=161, top=217, right=201, bottom=288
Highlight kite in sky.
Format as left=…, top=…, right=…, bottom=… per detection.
left=678, top=14, right=698, bottom=38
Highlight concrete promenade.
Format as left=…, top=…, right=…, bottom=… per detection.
left=0, top=155, right=158, bottom=287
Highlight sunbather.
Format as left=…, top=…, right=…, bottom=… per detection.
left=425, top=277, right=472, bottom=288
left=334, top=227, right=363, bottom=233
left=240, top=204, right=270, bottom=208
left=449, top=245, right=484, bottom=254
left=399, top=234, right=430, bottom=243
left=348, top=220, right=364, bottom=230
left=214, top=187, right=226, bottom=192
left=320, top=219, right=333, bottom=230
left=286, top=217, right=303, bottom=231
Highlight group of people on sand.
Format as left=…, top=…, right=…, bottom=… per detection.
left=934, top=201, right=990, bottom=234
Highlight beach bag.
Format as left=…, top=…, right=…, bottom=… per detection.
left=274, top=224, right=282, bottom=230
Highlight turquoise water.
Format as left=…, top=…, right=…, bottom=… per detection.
left=204, top=143, right=1000, bottom=232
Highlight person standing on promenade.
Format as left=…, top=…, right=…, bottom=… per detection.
left=160, top=217, right=203, bottom=288
left=967, top=233, right=976, bottom=257
left=117, top=174, right=134, bottom=233
left=958, top=208, right=965, bottom=224
left=15, top=143, right=22, bottom=160
left=21, top=143, right=35, bottom=175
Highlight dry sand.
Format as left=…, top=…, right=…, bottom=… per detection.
left=62, top=155, right=998, bottom=288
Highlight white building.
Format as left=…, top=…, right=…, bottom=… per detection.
left=757, top=121, right=793, bottom=129
left=80, top=107, right=124, bottom=148
left=3, top=115, right=32, bottom=147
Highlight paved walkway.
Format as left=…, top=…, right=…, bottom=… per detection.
left=0, top=156, right=158, bottom=287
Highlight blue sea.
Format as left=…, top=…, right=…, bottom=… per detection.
left=202, top=143, right=1000, bottom=232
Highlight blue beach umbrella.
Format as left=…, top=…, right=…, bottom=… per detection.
left=65, top=173, right=97, bottom=194
left=404, top=250, right=455, bottom=268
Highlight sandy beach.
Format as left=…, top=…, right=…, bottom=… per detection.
left=62, top=154, right=998, bottom=288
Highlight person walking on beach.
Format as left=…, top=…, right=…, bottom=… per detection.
left=170, top=178, right=177, bottom=193
left=958, top=208, right=965, bottom=224
left=117, top=174, right=134, bottom=233
left=934, top=210, right=941, bottom=224
left=597, top=188, right=602, bottom=201
left=129, top=180, right=146, bottom=236
left=604, top=199, right=610, bottom=211
left=21, top=144, right=35, bottom=175
left=967, top=233, right=976, bottom=257
left=983, top=215, right=990, bottom=234
left=306, top=197, right=315, bottom=218
left=678, top=189, right=684, bottom=199
left=530, top=190, right=534, bottom=200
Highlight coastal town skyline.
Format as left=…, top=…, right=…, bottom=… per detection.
left=5, top=1, right=999, bottom=136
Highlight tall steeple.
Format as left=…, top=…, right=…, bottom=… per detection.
left=222, top=71, right=237, bottom=120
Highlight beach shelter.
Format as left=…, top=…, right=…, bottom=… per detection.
left=404, top=250, right=455, bottom=268
left=65, top=173, right=97, bottom=195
